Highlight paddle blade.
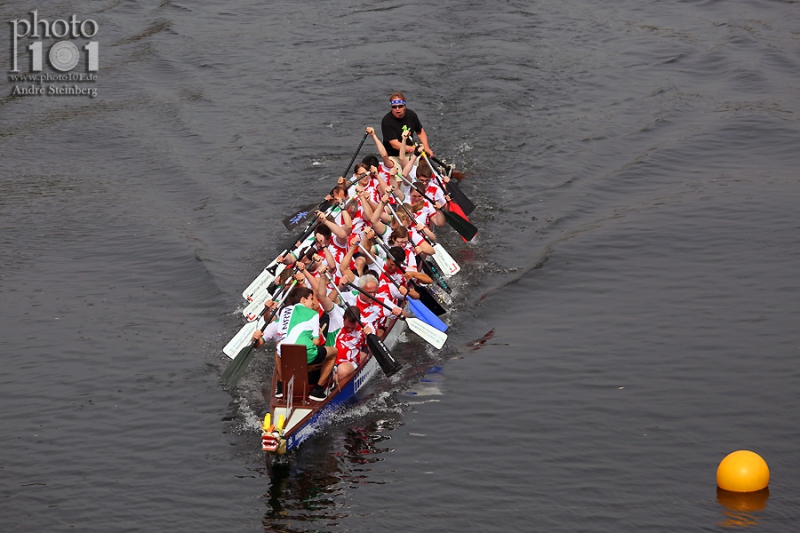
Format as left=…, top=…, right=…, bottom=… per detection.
left=426, top=282, right=453, bottom=307
left=443, top=208, right=478, bottom=241
left=416, top=285, right=447, bottom=316
left=242, top=267, right=276, bottom=301
left=408, top=297, right=448, bottom=332
left=366, top=334, right=402, bottom=377
left=221, top=342, right=257, bottom=388
left=432, top=243, right=460, bottom=278
left=406, top=318, right=447, bottom=349
left=282, top=203, right=321, bottom=231
left=421, top=259, right=452, bottom=293
left=243, top=288, right=272, bottom=321
left=223, top=321, right=258, bottom=358
left=446, top=181, right=475, bottom=216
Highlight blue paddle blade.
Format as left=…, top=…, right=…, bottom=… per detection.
left=408, top=297, right=448, bottom=332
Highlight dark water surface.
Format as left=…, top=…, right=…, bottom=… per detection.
left=2, top=0, right=799, bottom=531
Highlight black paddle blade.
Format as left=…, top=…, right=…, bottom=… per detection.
left=421, top=260, right=452, bottom=293
left=416, top=285, right=447, bottom=316
left=443, top=209, right=478, bottom=241
left=366, top=334, right=402, bottom=377
left=221, top=343, right=257, bottom=388
left=445, top=181, right=476, bottom=216
left=282, top=203, right=321, bottom=231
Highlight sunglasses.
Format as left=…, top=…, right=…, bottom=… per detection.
left=391, top=105, right=405, bottom=109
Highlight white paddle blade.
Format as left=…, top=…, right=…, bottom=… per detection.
left=243, top=288, right=272, bottom=321
left=223, top=321, right=257, bottom=358
left=432, top=243, right=460, bottom=277
left=242, top=267, right=277, bottom=302
left=406, top=317, right=447, bottom=349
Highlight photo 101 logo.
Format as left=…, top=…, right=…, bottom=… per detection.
left=9, top=10, right=100, bottom=98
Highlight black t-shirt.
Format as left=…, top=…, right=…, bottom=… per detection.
left=381, top=108, right=423, bottom=156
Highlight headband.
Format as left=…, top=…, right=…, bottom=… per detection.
left=390, top=99, right=406, bottom=106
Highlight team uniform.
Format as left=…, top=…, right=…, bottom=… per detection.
left=367, top=167, right=401, bottom=207
left=411, top=199, right=438, bottom=228
left=276, top=304, right=323, bottom=364
left=335, top=323, right=367, bottom=368
left=324, top=303, right=345, bottom=347
left=377, top=270, right=406, bottom=305
left=341, top=290, right=388, bottom=332
left=408, top=226, right=427, bottom=251
left=403, top=169, right=447, bottom=208
left=422, top=181, right=447, bottom=207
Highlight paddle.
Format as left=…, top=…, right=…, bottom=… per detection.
left=281, top=132, right=369, bottom=230
left=325, top=274, right=402, bottom=377
left=282, top=202, right=323, bottom=231
left=419, top=259, right=453, bottom=303
left=340, top=132, right=369, bottom=187
left=428, top=154, right=465, bottom=182
left=266, top=132, right=369, bottom=276
left=268, top=187, right=362, bottom=297
left=347, top=283, right=447, bottom=349
left=246, top=190, right=358, bottom=303
left=395, top=171, right=478, bottom=241
left=222, top=280, right=298, bottom=388
left=359, top=242, right=448, bottom=329
left=419, top=150, right=476, bottom=216
left=241, top=262, right=300, bottom=324
left=388, top=190, right=460, bottom=278
left=223, top=321, right=258, bottom=359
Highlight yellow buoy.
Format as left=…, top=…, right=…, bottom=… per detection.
left=717, top=450, right=770, bottom=492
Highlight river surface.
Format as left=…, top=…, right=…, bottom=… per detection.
left=2, top=0, right=799, bottom=531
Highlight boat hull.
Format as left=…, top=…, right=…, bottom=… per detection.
left=262, top=314, right=405, bottom=455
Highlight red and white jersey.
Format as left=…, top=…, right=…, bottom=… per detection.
left=324, top=237, right=348, bottom=266
left=377, top=270, right=406, bottom=304
left=405, top=167, right=446, bottom=204
left=342, top=290, right=386, bottom=330
left=400, top=245, right=418, bottom=273
left=368, top=163, right=400, bottom=205
left=377, top=162, right=394, bottom=185
left=335, top=326, right=365, bottom=366
left=412, top=199, right=437, bottom=228
left=350, top=202, right=367, bottom=236
left=422, top=182, right=446, bottom=207
left=364, top=174, right=384, bottom=206
left=408, top=226, right=426, bottom=250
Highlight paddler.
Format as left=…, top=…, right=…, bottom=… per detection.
left=273, top=285, right=338, bottom=402
left=364, top=126, right=414, bottom=203
left=333, top=307, right=371, bottom=380
left=251, top=270, right=307, bottom=399
left=336, top=235, right=406, bottom=336
left=407, top=187, right=445, bottom=230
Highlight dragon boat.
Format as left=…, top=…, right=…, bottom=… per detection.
left=221, top=142, right=476, bottom=460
